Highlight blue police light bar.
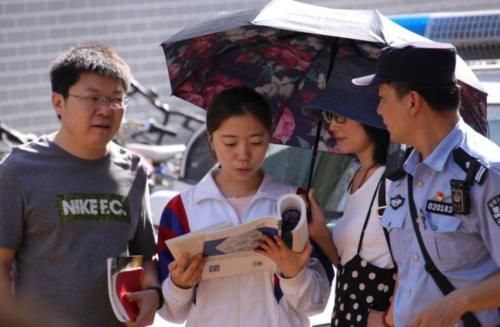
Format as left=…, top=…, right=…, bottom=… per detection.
left=390, top=14, right=430, bottom=37
left=389, top=11, right=500, bottom=60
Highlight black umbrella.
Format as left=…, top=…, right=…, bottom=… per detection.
left=161, top=0, right=487, bottom=188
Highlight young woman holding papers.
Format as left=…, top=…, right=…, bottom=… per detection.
left=156, top=87, right=332, bottom=327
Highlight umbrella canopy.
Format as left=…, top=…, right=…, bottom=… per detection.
left=161, top=0, right=487, bottom=152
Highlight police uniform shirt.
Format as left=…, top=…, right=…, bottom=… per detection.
left=381, top=120, right=500, bottom=326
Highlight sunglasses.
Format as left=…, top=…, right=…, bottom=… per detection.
left=321, top=111, right=346, bottom=124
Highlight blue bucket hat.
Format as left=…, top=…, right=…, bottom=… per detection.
left=352, top=41, right=457, bottom=87
left=305, top=55, right=385, bottom=129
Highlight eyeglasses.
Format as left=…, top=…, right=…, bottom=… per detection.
left=321, top=111, right=346, bottom=124
left=68, top=94, right=129, bottom=109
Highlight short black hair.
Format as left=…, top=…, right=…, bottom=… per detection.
left=49, top=43, right=131, bottom=98
left=389, top=81, right=461, bottom=113
left=206, top=87, right=272, bottom=135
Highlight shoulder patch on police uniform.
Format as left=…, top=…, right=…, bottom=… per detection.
left=390, top=195, right=405, bottom=209
left=426, top=200, right=454, bottom=216
left=487, top=194, right=500, bottom=227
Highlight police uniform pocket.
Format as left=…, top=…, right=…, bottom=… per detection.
left=381, top=210, right=409, bottom=265
left=381, top=209, right=405, bottom=231
left=426, top=213, right=461, bottom=232
left=421, top=214, right=466, bottom=270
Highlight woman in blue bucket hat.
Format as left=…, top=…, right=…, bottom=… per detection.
left=306, top=55, right=397, bottom=327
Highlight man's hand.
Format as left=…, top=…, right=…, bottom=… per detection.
left=168, top=253, right=206, bottom=289
left=125, top=288, right=160, bottom=327
left=410, top=294, right=464, bottom=327
left=255, top=234, right=313, bottom=278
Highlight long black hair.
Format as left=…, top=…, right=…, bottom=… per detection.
left=362, top=125, right=390, bottom=165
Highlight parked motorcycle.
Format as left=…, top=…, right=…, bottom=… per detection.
left=0, top=122, right=36, bottom=159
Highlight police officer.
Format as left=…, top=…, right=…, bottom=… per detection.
left=353, top=42, right=500, bottom=327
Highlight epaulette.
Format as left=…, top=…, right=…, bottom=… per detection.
left=452, top=147, right=488, bottom=185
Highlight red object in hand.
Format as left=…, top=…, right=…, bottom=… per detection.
left=115, top=267, right=144, bottom=321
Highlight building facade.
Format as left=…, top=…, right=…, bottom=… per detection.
left=1, top=0, right=499, bottom=135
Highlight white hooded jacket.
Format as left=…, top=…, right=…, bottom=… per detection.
left=157, top=172, right=332, bottom=327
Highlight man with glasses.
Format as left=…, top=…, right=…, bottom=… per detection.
left=0, top=43, right=162, bottom=326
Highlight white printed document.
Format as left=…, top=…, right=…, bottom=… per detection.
left=165, top=193, right=309, bottom=279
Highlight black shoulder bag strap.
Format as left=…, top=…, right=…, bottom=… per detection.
left=377, top=177, right=396, bottom=267
left=407, top=174, right=481, bottom=326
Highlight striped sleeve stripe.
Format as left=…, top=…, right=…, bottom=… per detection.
left=157, top=195, right=190, bottom=253
left=157, top=195, right=191, bottom=282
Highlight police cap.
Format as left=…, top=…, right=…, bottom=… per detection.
left=352, top=42, right=457, bottom=88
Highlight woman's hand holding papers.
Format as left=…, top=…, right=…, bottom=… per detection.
left=168, top=253, right=207, bottom=289
left=255, top=234, right=313, bottom=278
